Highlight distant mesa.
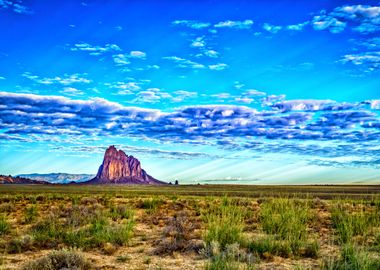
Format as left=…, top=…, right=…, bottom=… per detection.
left=17, top=173, right=94, bottom=184
left=0, top=175, right=49, bottom=185
left=85, top=145, right=166, bottom=185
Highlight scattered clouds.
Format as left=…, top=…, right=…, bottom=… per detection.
left=22, top=72, right=91, bottom=85
left=340, top=51, right=380, bottom=72
left=0, top=0, right=32, bottom=14
left=70, top=43, right=121, bottom=56
left=214, top=20, right=253, bottom=29
left=172, top=20, right=211, bottom=29
left=312, top=4, right=380, bottom=34
left=1, top=92, right=379, bottom=167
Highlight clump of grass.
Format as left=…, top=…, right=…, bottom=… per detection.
left=138, top=197, right=164, bottom=214
left=203, top=197, right=244, bottom=249
left=24, top=205, right=38, bottom=224
left=331, top=203, right=378, bottom=244
left=0, top=215, right=10, bottom=235
left=322, top=244, right=380, bottom=270
left=259, top=198, right=312, bottom=256
left=109, top=204, right=134, bottom=220
left=247, top=236, right=292, bottom=258
left=22, top=249, right=93, bottom=270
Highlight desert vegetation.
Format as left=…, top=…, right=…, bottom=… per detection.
left=0, top=185, right=379, bottom=269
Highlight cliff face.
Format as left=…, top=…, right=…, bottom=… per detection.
left=87, top=146, right=165, bottom=185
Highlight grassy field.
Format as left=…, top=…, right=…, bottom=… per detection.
left=0, top=184, right=379, bottom=269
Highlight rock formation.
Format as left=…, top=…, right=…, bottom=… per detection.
left=86, top=146, right=165, bottom=184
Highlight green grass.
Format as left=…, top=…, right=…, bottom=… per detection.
left=322, top=244, right=380, bottom=270
left=109, top=204, right=134, bottom=220
left=0, top=215, right=10, bottom=235
left=203, top=197, right=244, bottom=249
left=258, top=198, right=313, bottom=256
left=139, top=197, right=164, bottom=214
left=331, top=203, right=380, bottom=244
left=24, top=205, right=38, bottom=224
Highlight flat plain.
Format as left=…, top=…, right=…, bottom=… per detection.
left=0, top=184, right=379, bottom=270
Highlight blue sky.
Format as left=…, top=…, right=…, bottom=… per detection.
left=0, top=0, right=380, bottom=184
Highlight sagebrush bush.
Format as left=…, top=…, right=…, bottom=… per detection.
left=22, top=249, right=93, bottom=270
left=154, top=210, right=201, bottom=255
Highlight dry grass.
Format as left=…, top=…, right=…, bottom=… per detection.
left=0, top=185, right=378, bottom=269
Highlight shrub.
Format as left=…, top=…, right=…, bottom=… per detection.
left=7, top=235, right=34, bottom=253
left=22, top=249, right=93, bottom=270
left=203, top=198, right=244, bottom=249
left=0, top=202, right=15, bottom=213
left=154, top=210, right=201, bottom=255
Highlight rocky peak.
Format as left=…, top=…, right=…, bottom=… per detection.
left=87, top=146, right=165, bottom=185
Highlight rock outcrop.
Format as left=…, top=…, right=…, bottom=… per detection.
left=86, top=146, right=165, bottom=185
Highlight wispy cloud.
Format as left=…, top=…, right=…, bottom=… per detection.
left=209, top=63, right=228, bottom=70
left=172, top=20, right=211, bottom=29
left=163, top=56, right=205, bottom=69
left=70, top=43, right=121, bottom=56
left=22, top=72, right=91, bottom=85
left=61, top=87, right=84, bottom=96
left=214, top=20, right=254, bottom=29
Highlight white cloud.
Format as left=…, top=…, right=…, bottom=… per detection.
left=312, top=15, right=347, bottom=33
left=263, top=23, right=282, bottom=33
left=129, top=50, right=146, bottom=59
left=235, top=97, right=254, bottom=104
left=209, top=63, right=228, bottom=70
left=172, top=20, right=211, bottom=29
left=112, top=54, right=130, bottom=66
left=61, top=87, right=84, bottom=96
left=286, top=21, right=309, bottom=31
left=214, top=20, right=253, bottom=29
left=191, top=37, right=206, bottom=47
left=204, top=50, right=219, bottom=58
left=0, top=0, right=32, bottom=14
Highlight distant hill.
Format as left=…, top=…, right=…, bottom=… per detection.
left=85, top=145, right=166, bottom=185
left=17, top=173, right=94, bottom=184
left=0, top=175, right=49, bottom=184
